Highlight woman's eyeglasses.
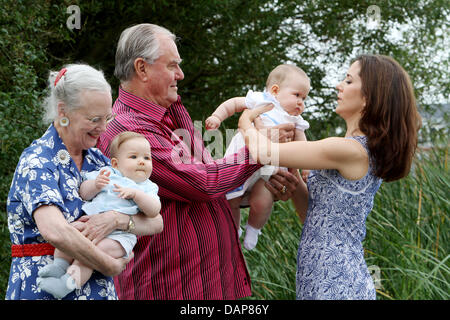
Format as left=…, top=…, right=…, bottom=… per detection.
left=86, top=114, right=116, bottom=125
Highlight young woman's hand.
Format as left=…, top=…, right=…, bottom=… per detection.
left=238, top=104, right=274, bottom=132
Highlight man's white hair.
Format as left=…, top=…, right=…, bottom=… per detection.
left=114, top=23, right=176, bottom=83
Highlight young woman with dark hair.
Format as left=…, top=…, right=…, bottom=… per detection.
left=238, top=54, right=421, bottom=300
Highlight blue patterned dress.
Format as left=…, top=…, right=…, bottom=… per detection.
left=6, top=124, right=117, bottom=300
left=296, top=136, right=382, bottom=300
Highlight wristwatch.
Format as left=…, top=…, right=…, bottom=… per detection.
left=126, top=216, right=135, bottom=232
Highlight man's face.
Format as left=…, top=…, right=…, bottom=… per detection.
left=145, top=36, right=184, bottom=108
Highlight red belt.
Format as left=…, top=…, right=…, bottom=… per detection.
left=11, top=243, right=55, bottom=257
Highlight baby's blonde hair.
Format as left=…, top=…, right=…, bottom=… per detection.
left=265, top=64, right=309, bottom=89
left=109, top=131, right=148, bottom=158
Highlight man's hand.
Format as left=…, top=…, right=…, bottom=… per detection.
left=259, top=123, right=295, bottom=143
left=265, top=168, right=300, bottom=201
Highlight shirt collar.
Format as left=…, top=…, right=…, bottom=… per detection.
left=117, top=86, right=170, bottom=122
left=109, top=166, right=123, bottom=177
left=44, top=123, right=68, bottom=155
left=45, top=123, right=99, bottom=168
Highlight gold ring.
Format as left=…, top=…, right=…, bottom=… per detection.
left=281, top=186, right=287, bottom=194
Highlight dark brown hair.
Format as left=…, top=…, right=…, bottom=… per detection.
left=356, top=54, right=421, bottom=182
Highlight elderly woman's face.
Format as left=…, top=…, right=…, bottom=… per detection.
left=65, top=90, right=113, bottom=151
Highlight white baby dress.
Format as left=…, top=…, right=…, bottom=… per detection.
left=225, top=90, right=309, bottom=201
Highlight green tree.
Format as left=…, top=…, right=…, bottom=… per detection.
left=49, top=0, right=448, bottom=137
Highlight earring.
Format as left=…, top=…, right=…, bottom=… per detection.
left=59, top=117, right=70, bottom=127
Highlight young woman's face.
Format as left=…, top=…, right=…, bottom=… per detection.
left=335, top=61, right=366, bottom=119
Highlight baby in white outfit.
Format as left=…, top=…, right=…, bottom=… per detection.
left=206, top=64, right=310, bottom=250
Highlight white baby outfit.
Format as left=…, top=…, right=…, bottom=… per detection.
left=225, top=90, right=309, bottom=201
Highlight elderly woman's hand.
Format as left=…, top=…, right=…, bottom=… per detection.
left=265, top=168, right=301, bottom=201
left=77, top=210, right=121, bottom=245
left=238, top=104, right=295, bottom=142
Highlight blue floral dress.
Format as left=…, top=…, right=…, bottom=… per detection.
left=296, top=136, right=382, bottom=300
left=6, top=124, right=117, bottom=300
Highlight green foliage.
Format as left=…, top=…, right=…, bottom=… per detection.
left=0, top=0, right=75, bottom=197
left=366, top=142, right=449, bottom=299
left=42, top=0, right=450, bottom=137
left=0, top=1, right=76, bottom=292
left=242, top=200, right=301, bottom=299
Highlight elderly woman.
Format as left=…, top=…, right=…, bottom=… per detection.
left=6, top=64, right=160, bottom=300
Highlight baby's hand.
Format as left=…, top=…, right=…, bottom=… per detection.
left=95, top=169, right=111, bottom=190
left=113, top=184, right=136, bottom=200
left=205, top=115, right=221, bottom=130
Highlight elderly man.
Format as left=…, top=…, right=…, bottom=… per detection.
left=98, top=23, right=298, bottom=300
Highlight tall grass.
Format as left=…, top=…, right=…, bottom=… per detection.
left=243, top=142, right=449, bottom=300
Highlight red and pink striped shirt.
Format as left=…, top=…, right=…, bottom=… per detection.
left=97, top=87, right=261, bottom=299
